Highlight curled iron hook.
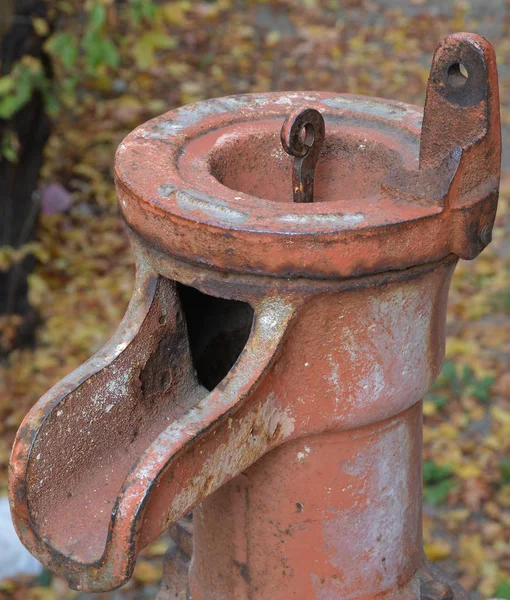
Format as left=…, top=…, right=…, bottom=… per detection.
left=281, top=108, right=325, bottom=203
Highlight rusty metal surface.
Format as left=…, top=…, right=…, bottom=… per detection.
left=9, top=262, right=296, bottom=590
left=113, top=34, right=499, bottom=280
left=9, top=33, right=501, bottom=599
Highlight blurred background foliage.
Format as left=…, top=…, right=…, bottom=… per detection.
left=0, top=0, right=509, bottom=598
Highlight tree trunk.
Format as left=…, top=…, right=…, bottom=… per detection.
left=0, top=1, right=15, bottom=41
left=0, top=0, right=51, bottom=351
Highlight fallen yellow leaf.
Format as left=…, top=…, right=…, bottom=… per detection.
left=495, top=484, right=510, bottom=508
left=491, top=406, right=510, bottom=425
left=423, top=401, right=437, bottom=416
left=445, top=338, right=479, bottom=358
left=133, top=559, right=163, bottom=585
left=437, top=423, right=459, bottom=440
left=456, top=463, right=482, bottom=480
left=424, top=539, right=451, bottom=561
left=144, top=538, right=169, bottom=557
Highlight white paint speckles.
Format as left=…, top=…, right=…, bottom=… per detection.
left=321, top=97, right=407, bottom=119
left=278, top=212, right=364, bottom=227
left=369, top=287, right=431, bottom=391
left=274, top=96, right=294, bottom=105
left=296, top=445, right=311, bottom=461
left=310, top=573, right=343, bottom=600
left=169, top=398, right=295, bottom=521
left=115, top=342, right=129, bottom=355
left=333, top=284, right=432, bottom=419
left=327, top=354, right=341, bottom=406
left=142, top=95, right=272, bottom=140
left=176, top=190, right=249, bottom=224
left=88, top=368, right=130, bottom=416
left=215, top=131, right=241, bottom=146
left=106, top=371, right=129, bottom=396
left=257, top=298, right=294, bottom=342
left=270, top=146, right=286, bottom=160
left=318, top=420, right=416, bottom=598
left=327, top=355, right=340, bottom=391
left=357, top=362, right=385, bottom=400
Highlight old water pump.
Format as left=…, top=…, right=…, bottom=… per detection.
left=10, top=33, right=501, bottom=599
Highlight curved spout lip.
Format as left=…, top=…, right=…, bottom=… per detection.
left=9, top=267, right=296, bottom=591
left=9, top=264, right=159, bottom=590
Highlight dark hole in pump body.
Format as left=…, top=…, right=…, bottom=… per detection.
left=177, top=283, right=254, bottom=391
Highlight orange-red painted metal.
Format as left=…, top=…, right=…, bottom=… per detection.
left=9, top=33, right=500, bottom=600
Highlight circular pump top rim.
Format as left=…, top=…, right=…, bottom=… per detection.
left=114, top=91, right=485, bottom=280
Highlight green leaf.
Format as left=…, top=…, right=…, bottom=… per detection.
left=460, top=363, right=474, bottom=384
left=424, top=393, right=447, bottom=410
left=438, top=361, right=456, bottom=386
left=101, top=38, right=120, bottom=68
left=128, top=0, right=157, bottom=25
left=423, top=461, right=453, bottom=485
left=500, top=459, right=510, bottom=484
left=84, top=41, right=101, bottom=71
left=83, top=30, right=119, bottom=71
left=133, top=32, right=176, bottom=69
left=148, top=31, right=177, bottom=50
left=0, top=76, right=15, bottom=96
left=423, top=480, right=456, bottom=505
left=129, top=6, right=142, bottom=26
left=423, top=461, right=455, bottom=506
left=47, top=32, right=78, bottom=68
left=0, top=94, right=26, bottom=119
left=133, top=35, right=155, bottom=69
left=142, top=2, right=157, bottom=22
left=493, top=288, right=510, bottom=314
left=495, top=579, right=510, bottom=600
left=2, top=145, right=17, bottom=162
left=38, top=567, right=53, bottom=587
left=16, top=68, right=36, bottom=106
left=1, top=130, right=19, bottom=162
left=469, top=375, right=494, bottom=402
left=89, top=3, right=107, bottom=30
left=42, top=88, right=60, bottom=114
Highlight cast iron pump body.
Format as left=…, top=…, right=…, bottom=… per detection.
left=10, top=33, right=501, bottom=600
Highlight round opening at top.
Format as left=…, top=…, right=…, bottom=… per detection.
left=447, top=62, right=469, bottom=88
left=205, top=120, right=412, bottom=205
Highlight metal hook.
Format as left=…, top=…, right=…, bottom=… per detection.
left=281, top=108, right=325, bottom=203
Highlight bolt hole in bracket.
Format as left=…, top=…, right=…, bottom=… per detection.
left=447, top=62, right=469, bottom=88
left=8, top=33, right=501, bottom=598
